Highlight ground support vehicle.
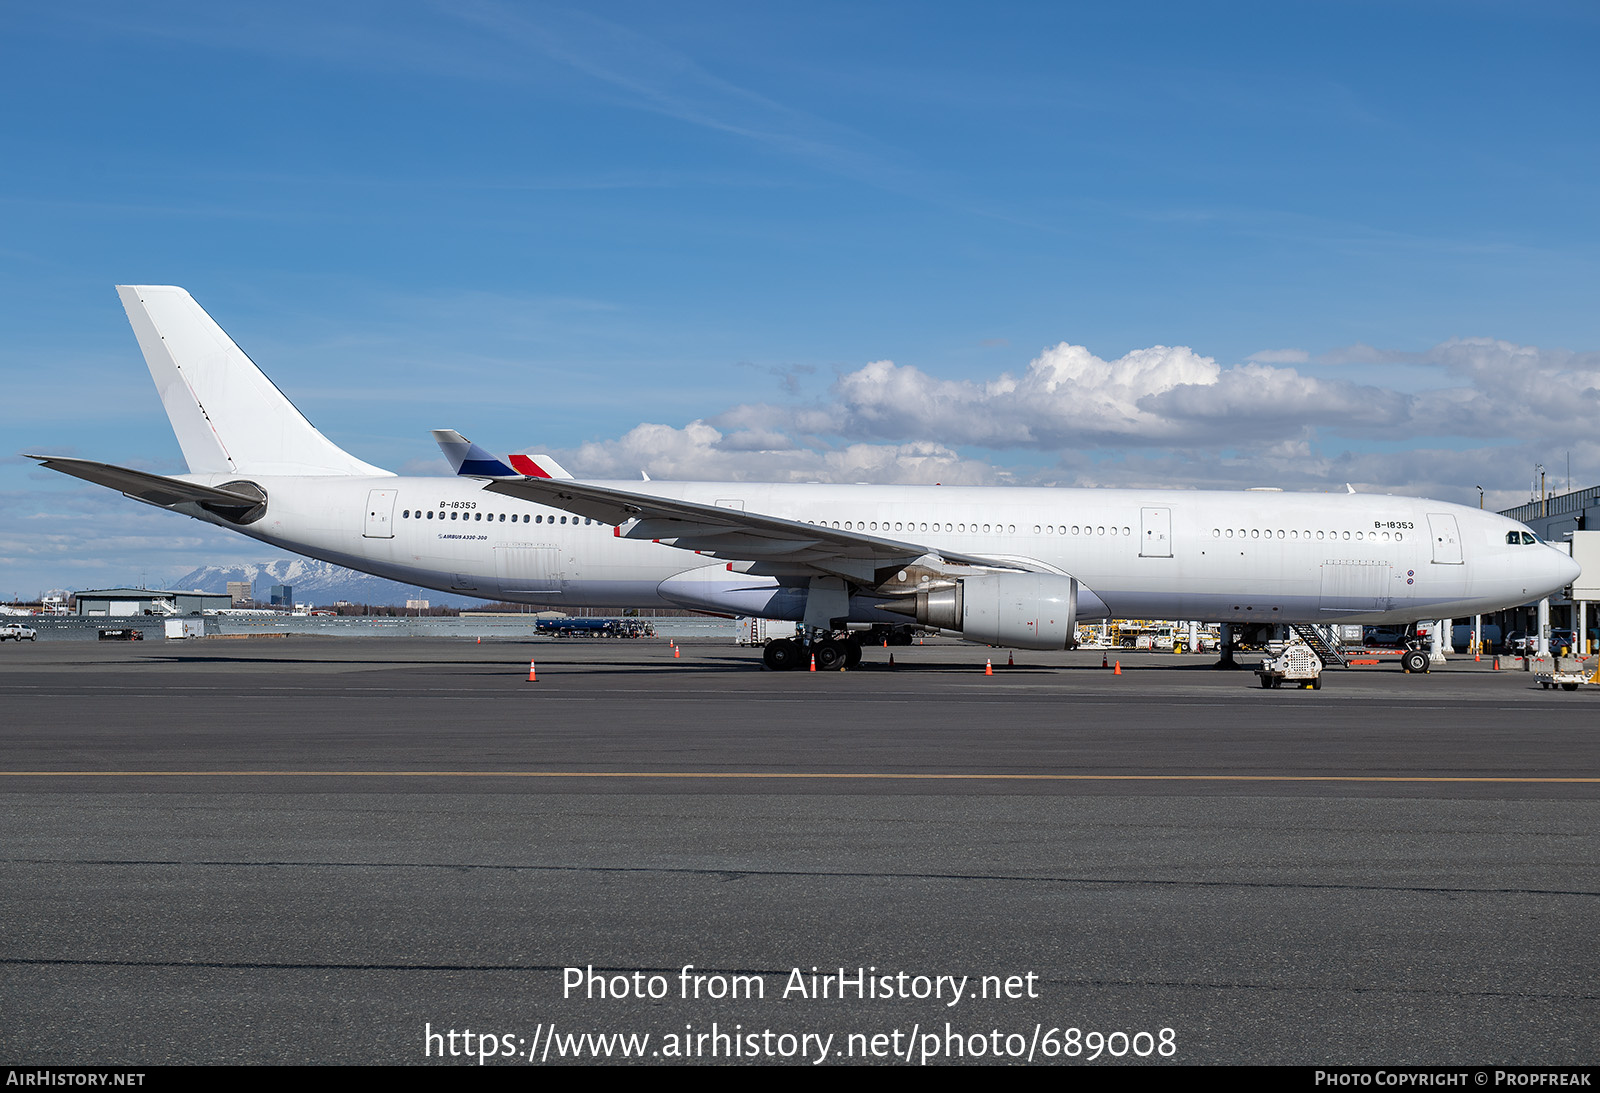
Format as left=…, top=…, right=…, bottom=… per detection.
left=1536, top=658, right=1600, bottom=692
left=1256, top=640, right=1324, bottom=689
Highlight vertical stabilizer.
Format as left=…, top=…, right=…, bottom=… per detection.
left=117, top=286, right=390, bottom=476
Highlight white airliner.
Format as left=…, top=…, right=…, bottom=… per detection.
left=29, top=286, right=1579, bottom=670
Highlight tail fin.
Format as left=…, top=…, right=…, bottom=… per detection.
left=432, top=429, right=573, bottom=479
left=117, top=286, right=389, bottom=477
left=432, top=429, right=518, bottom=477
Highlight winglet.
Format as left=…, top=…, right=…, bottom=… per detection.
left=507, top=453, right=573, bottom=480
left=431, top=430, right=574, bottom=480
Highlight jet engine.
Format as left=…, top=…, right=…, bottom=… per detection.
left=878, top=573, right=1081, bottom=650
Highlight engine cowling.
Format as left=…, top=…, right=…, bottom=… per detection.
left=882, top=573, right=1081, bottom=650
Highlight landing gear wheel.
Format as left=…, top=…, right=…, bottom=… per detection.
left=813, top=640, right=846, bottom=671
left=764, top=639, right=804, bottom=671
left=843, top=640, right=862, bottom=669
left=1402, top=650, right=1429, bottom=674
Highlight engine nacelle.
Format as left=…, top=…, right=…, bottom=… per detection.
left=885, top=573, right=1080, bottom=650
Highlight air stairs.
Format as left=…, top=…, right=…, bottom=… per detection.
left=1292, top=623, right=1347, bottom=667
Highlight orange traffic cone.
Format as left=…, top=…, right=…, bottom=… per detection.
left=985, top=658, right=993, bottom=675
left=1007, top=652, right=1014, bottom=667
left=810, top=653, right=816, bottom=672
left=1114, top=661, right=1122, bottom=675
left=1101, top=652, right=1108, bottom=669
left=526, top=659, right=537, bottom=682
left=674, top=645, right=680, bottom=659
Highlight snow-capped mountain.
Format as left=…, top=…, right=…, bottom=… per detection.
left=169, top=559, right=486, bottom=607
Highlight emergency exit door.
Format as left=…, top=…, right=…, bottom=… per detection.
left=1426, top=513, right=1463, bottom=564
left=363, top=489, right=397, bottom=538
left=1140, top=507, right=1172, bottom=557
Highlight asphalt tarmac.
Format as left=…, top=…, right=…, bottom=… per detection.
left=3, top=637, right=1597, bottom=1066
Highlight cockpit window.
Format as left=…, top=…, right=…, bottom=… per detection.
left=1522, top=532, right=1538, bottom=545
left=1508, top=531, right=1539, bottom=545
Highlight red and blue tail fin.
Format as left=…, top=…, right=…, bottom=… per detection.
left=431, top=430, right=573, bottom=479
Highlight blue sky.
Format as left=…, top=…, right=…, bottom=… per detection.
left=4, top=2, right=1599, bottom=597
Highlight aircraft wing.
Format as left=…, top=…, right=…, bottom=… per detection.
left=26, top=454, right=266, bottom=511
left=433, top=430, right=1028, bottom=585
left=485, top=474, right=1026, bottom=584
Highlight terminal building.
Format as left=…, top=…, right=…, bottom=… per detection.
left=75, top=588, right=233, bottom=617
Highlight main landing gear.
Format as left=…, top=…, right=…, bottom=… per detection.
left=762, top=633, right=863, bottom=671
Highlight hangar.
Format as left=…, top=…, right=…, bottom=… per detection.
left=74, top=588, right=232, bottom=617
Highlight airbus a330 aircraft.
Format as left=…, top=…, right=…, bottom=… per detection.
left=30, top=286, right=1580, bottom=670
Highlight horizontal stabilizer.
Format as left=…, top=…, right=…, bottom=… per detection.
left=27, top=455, right=264, bottom=510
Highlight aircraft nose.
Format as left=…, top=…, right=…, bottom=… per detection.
left=1560, top=551, right=1582, bottom=588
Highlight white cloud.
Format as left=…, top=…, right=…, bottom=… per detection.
left=561, top=421, right=1003, bottom=485
left=707, top=341, right=1415, bottom=449
left=541, top=335, right=1600, bottom=509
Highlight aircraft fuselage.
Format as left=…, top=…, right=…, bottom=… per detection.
left=170, top=472, right=1569, bottom=626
